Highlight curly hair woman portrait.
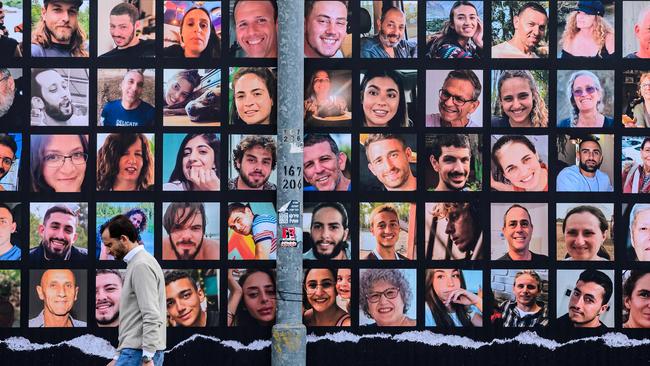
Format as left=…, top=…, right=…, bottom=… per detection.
left=359, top=268, right=415, bottom=327
left=492, top=70, right=548, bottom=128
left=560, top=1, right=614, bottom=58
left=97, top=133, right=154, bottom=191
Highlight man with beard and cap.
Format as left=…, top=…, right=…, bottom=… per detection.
left=557, top=269, right=612, bottom=332
left=304, top=202, right=351, bottom=260
left=557, top=136, right=613, bottom=192
left=31, top=0, right=88, bottom=57
left=0, top=69, right=24, bottom=128
left=491, top=2, right=547, bottom=58
left=429, top=134, right=473, bottom=191
left=304, top=0, right=348, bottom=58
left=164, top=270, right=219, bottom=327
left=162, top=202, right=220, bottom=260
left=95, top=269, right=123, bottom=327
left=100, top=2, right=155, bottom=58
left=100, top=69, right=155, bottom=127
left=493, top=270, right=549, bottom=327
left=227, top=202, right=277, bottom=260
left=228, top=135, right=277, bottom=190
left=0, top=134, right=17, bottom=191
left=31, top=69, right=87, bottom=126
left=360, top=6, right=416, bottom=58
left=497, top=205, right=548, bottom=261
left=29, top=269, right=86, bottom=327
left=29, top=204, right=87, bottom=264
left=363, top=204, right=410, bottom=260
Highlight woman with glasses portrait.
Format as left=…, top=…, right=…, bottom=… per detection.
left=30, top=134, right=88, bottom=192
left=359, top=268, right=415, bottom=327
left=558, top=71, right=613, bottom=128
left=302, top=268, right=351, bottom=326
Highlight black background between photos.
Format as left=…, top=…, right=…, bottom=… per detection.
left=2, top=1, right=650, bottom=365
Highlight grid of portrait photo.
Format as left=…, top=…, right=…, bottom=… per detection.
left=0, top=0, right=650, bottom=343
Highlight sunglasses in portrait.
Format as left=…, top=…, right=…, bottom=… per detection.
left=572, top=86, right=598, bottom=97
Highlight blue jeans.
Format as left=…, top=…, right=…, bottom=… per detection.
left=115, top=348, right=164, bottom=366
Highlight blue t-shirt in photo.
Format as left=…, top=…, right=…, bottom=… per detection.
left=0, top=245, right=21, bottom=260
left=100, top=100, right=155, bottom=127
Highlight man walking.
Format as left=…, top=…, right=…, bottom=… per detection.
left=101, top=215, right=165, bottom=366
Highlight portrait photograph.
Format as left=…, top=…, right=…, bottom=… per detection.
left=97, top=0, right=156, bottom=57
left=0, top=0, right=23, bottom=57
left=96, top=133, right=155, bottom=192
left=305, top=68, right=351, bottom=128
left=623, top=1, right=650, bottom=59
left=491, top=70, right=549, bottom=128
left=163, top=1, right=221, bottom=58
left=163, top=133, right=221, bottom=192
left=228, top=0, right=278, bottom=58
left=303, top=267, right=352, bottom=326
left=359, top=1, right=417, bottom=59
left=622, top=70, right=650, bottom=128
left=425, top=69, right=483, bottom=128
left=557, top=1, right=615, bottom=59
left=425, top=269, right=483, bottom=327
left=30, top=134, right=88, bottom=193
left=29, top=202, right=88, bottom=263
left=490, top=134, right=548, bottom=192
left=164, top=269, right=219, bottom=327
left=162, top=202, right=220, bottom=261
left=490, top=269, right=548, bottom=327
left=425, top=201, right=483, bottom=260
left=425, top=1, right=483, bottom=59
left=622, top=270, right=650, bottom=328
left=0, top=269, right=20, bottom=327
left=304, top=0, right=350, bottom=58
left=360, top=69, right=416, bottom=128
left=228, top=134, right=277, bottom=191
left=303, top=202, right=352, bottom=260
left=359, top=202, right=416, bottom=261
left=95, top=269, right=124, bottom=327
left=556, top=69, right=614, bottom=128
left=30, top=68, right=89, bottom=127
left=623, top=203, right=650, bottom=261
left=491, top=1, right=549, bottom=58
left=97, top=68, right=155, bottom=127
left=227, top=267, right=276, bottom=326
left=556, top=269, right=614, bottom=328
left=0, top=202, right=23, bottom=261
left=163, top=68, right=221, bottom=126
left=227, top=202, right=277, bottom=260
left=96, top=202, right=154, bottom=260
left=359, top=268, right=416, bottom=327
left=28, top=269, right=86, bottom=327
left=0, top=133, right=21, bottom=192
left=490, top=203, right=549, bottom=261
left=359, top=133, right=417, bottom=192
left=0, top=68, right=25, bottom=129
left=621, top=136, right=650, bottom=193
left=229, top=67, right=276, bottom=126
left=556, top=203, right=614, bottom=261
left=30, top=0, right=90, bottom=57
left=556, top=134, right=614, bottom=192
left=303, top=133, right=351, bottom=192
left=425, top=133, right=481, bottom=192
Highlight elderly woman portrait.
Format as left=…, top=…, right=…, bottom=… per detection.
left=163, top=133, right=220, bottom=191
left=425, top=269, right=482, bottom=327
left=622, top=137, right=650, bottom=193
left=491, top=70, right=548, bottom=128
left=559, top=1, right=614, bottom=59
left=163, top=3, right=220, bottom=58
left=557, top=204, right=613, bottom=261
left=425, top=1, right=483, bottom=59
left=624, top=72, right=650, bottom=128
left=359, top=268, right=416, bottom=327
left=623, top=270, right=650, bottom=328
left=557, top=70, right=614, bottom=128
left=96, top=133, right=154, bottom=191
left=626, top=204, right=650, bottom=261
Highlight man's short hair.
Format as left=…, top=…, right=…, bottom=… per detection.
left=304, top=133, right=340, bottom=155
left=97, top=269, right=123, bottom=283
left=363, top=134, right=408, bottom=160
left=110, top=2, right=140, bottom=24
left=0, top=203, right=13, bottom=220
left=232, top=135, right=277, bottom=171
left=429, top=134, right=470, bottom=160
left=43, top=204, right=77, bottom=226
left=577, top=269, right=613, bottom=306
left=100, top=214, right=138, bottom=243
left=164, top=270, right=198, bottom=290
left=443, top=70, right=482, bottom=101
left=163, top=202, right=206, bottom=236
left=369, top=204, right=399, bottom=228
left=234, top=0, right=278, bottom=21
left=227, top=202, right=251, bottom=219
left=502, top=204, right=532, bottom=228
left=124, top=68, right=144, bottom=80
left=305, top=0, right=348, bottom=18
left=0, top=134, right=17, bottom=156
left=517, top=2, right=547, bottom=17
left=380, top=6, right=403, bottom=21
left=311, top=202, right=348, bottom=230
left=30, top=69, right=54, bottom=101
left=578, top=135, right=602, bottom=151
left=0, top=69, right=10, bottom=80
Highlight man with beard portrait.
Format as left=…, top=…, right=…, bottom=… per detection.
left=0, top=134, right=18, bottom=191
left=95, top=269, right=122, bottom=327
left=228, top=135, right=277, bottom=190
left=360, top=6, right=416, bottom=58
left=162, top=202, right=220, bottom=260
left=31, top=69, right=87, bottom=126
left=0, top=69, right=23, bottom=128
left=29, top=204, right=88, bottom=264
left=557, top=136, right=613, bottom=192
left=31, top=0, right=88, bottom=57
left=429, top=134, right=473, bottom=191
left=304, top=202, right=351, bottom=260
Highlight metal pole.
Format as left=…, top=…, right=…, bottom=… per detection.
left=272, top=0, right=306, bottom=365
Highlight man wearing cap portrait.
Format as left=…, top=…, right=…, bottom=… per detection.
left=31, top=0, right=88, bottom=57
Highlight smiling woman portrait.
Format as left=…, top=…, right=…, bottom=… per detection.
left=230, top=67, right=276, bottom=126
left=359, top=268, right=416, bottom=327
left=96, top=133, right=154, bottom=191
left=303, top=268, right=351, bottom=326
